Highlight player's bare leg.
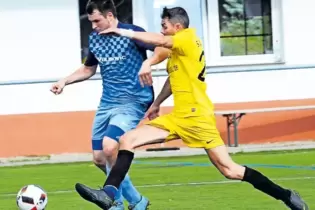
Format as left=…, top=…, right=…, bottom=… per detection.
left=75, top=125, right=169, bottom=210
left=93, top=138, right=120, bottom=176
left=205, top=145, right=309, bottom=210
left=93, top=150, right=108, bottom=174
left=118, top=125, right=169, bottom=150
left=102, top=137, right=119, bottom=169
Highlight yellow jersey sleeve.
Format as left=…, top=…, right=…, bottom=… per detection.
left=171, top=30, right=193, bottom=55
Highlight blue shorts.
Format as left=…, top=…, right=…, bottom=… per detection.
left=91, top=104, right=147, bottom=150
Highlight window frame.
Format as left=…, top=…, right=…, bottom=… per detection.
left=133, top=0, right=284, bottom=69
left=205, top=0, right=284, bottom=67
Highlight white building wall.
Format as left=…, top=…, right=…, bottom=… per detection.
left=0, top=0, right=82, bottom=81
left=0, top=0, right=315, bottom=115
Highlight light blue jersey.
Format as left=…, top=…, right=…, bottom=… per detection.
left=86, top=22, right=154, bottom=108
left=84, top=22, right=155, bottom=148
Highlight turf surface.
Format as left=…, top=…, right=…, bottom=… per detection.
left=1, top=149, right=314, bottom=209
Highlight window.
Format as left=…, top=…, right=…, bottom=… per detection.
left=133, top=0, right=283, bottom=69
left=78, top=0, right=133, bottom=62
left=133, top=0, right=207, bottom=70
left=206, top=0, right=283, bottom=66
left=219, top=0, right=273, bottom=56
left=77, top=0, right=283, bottom=68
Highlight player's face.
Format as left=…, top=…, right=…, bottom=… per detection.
left=160, top=18, right=181, bottom=35
left=88, top=10, right=111, bottom=32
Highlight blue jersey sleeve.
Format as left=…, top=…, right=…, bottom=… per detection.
left=131, top=25, right=155, bottom=52
left=84, top=50, right=98, bottom=66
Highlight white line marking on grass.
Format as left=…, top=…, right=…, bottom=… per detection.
left=1, top=176, right=314, bottom=197
left=138, top=176, right=315, bottom=188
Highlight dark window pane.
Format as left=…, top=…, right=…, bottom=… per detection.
left=219, top=0, right=273, bottom=56
left=221, top=37, right=246, bottom=56
left=247, top=36, right=263, bottom=55
left=264, top=35, right=273, bottom=54
left=245, top=17, right=263, bottom=35
left=219, top=0, right=245, bottom=36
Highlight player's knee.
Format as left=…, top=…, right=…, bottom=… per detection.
left=119, top=131, right=137, bottom=150
left=219, top=164, right=244, bottom=180
left=102, top=137, right=119, bottom=158
left=103, top=146, right=117, bottom=158
left=220, top=167, right=235, bottom=179
left=93, top=153, right=106, bottom=166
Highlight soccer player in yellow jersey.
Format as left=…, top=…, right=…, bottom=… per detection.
left=75, top=7, right=308, bottom=210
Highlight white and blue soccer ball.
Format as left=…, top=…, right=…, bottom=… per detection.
left=16, top=184, right=48, bottom=210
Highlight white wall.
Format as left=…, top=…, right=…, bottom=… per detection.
left=1, top=68, right=315, bottom=115
left=0, top=0, right=81, bottom=81
left=1, top=0, right=315, bottom=115
left=281, top=0, right=315, bottom=65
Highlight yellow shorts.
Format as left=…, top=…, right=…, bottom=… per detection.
left=146, top=113, right=224, bottom=149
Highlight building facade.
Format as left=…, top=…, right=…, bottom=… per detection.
left=0, top=0, right=315, bottom=157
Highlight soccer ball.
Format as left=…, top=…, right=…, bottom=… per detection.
left=16, top=185, right=48, bottom=210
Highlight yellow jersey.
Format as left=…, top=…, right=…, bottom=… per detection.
left=167, top=28, right=214, bottom=117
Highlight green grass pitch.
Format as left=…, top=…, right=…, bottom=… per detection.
left=1, top=149, right=314, bottom=209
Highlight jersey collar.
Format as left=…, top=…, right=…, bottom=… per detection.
left=175, top=28, right=195, bottom=35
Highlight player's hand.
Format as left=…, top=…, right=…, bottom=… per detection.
left=138, top=60, right=153, bottom=87
left=144, top=104, right=160, bottom=120
left=50, top=80, right=66, bottom=95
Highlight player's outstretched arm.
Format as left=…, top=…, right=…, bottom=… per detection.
left=99, top=29, right=174, bottom=49
left=127, top=31, right=173, bottom=49
left=50, top=50, right=99, bottom=95
left=61, top=64, right=97, bottom=86
left=50, top=65, right=97, bottom=95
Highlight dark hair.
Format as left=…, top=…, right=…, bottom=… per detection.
left=86, top=0, right=117, bottom=17
left=161, top=7, right=190, bottom=28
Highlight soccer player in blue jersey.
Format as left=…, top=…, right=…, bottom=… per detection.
left=50, top=0, right=169, bottom=209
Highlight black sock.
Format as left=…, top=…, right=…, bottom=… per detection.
left=95, top=164, right=107, bottom=175
left=242, top=166, right=291, bottom=201
left=104, top=150, right=134, bottom=189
